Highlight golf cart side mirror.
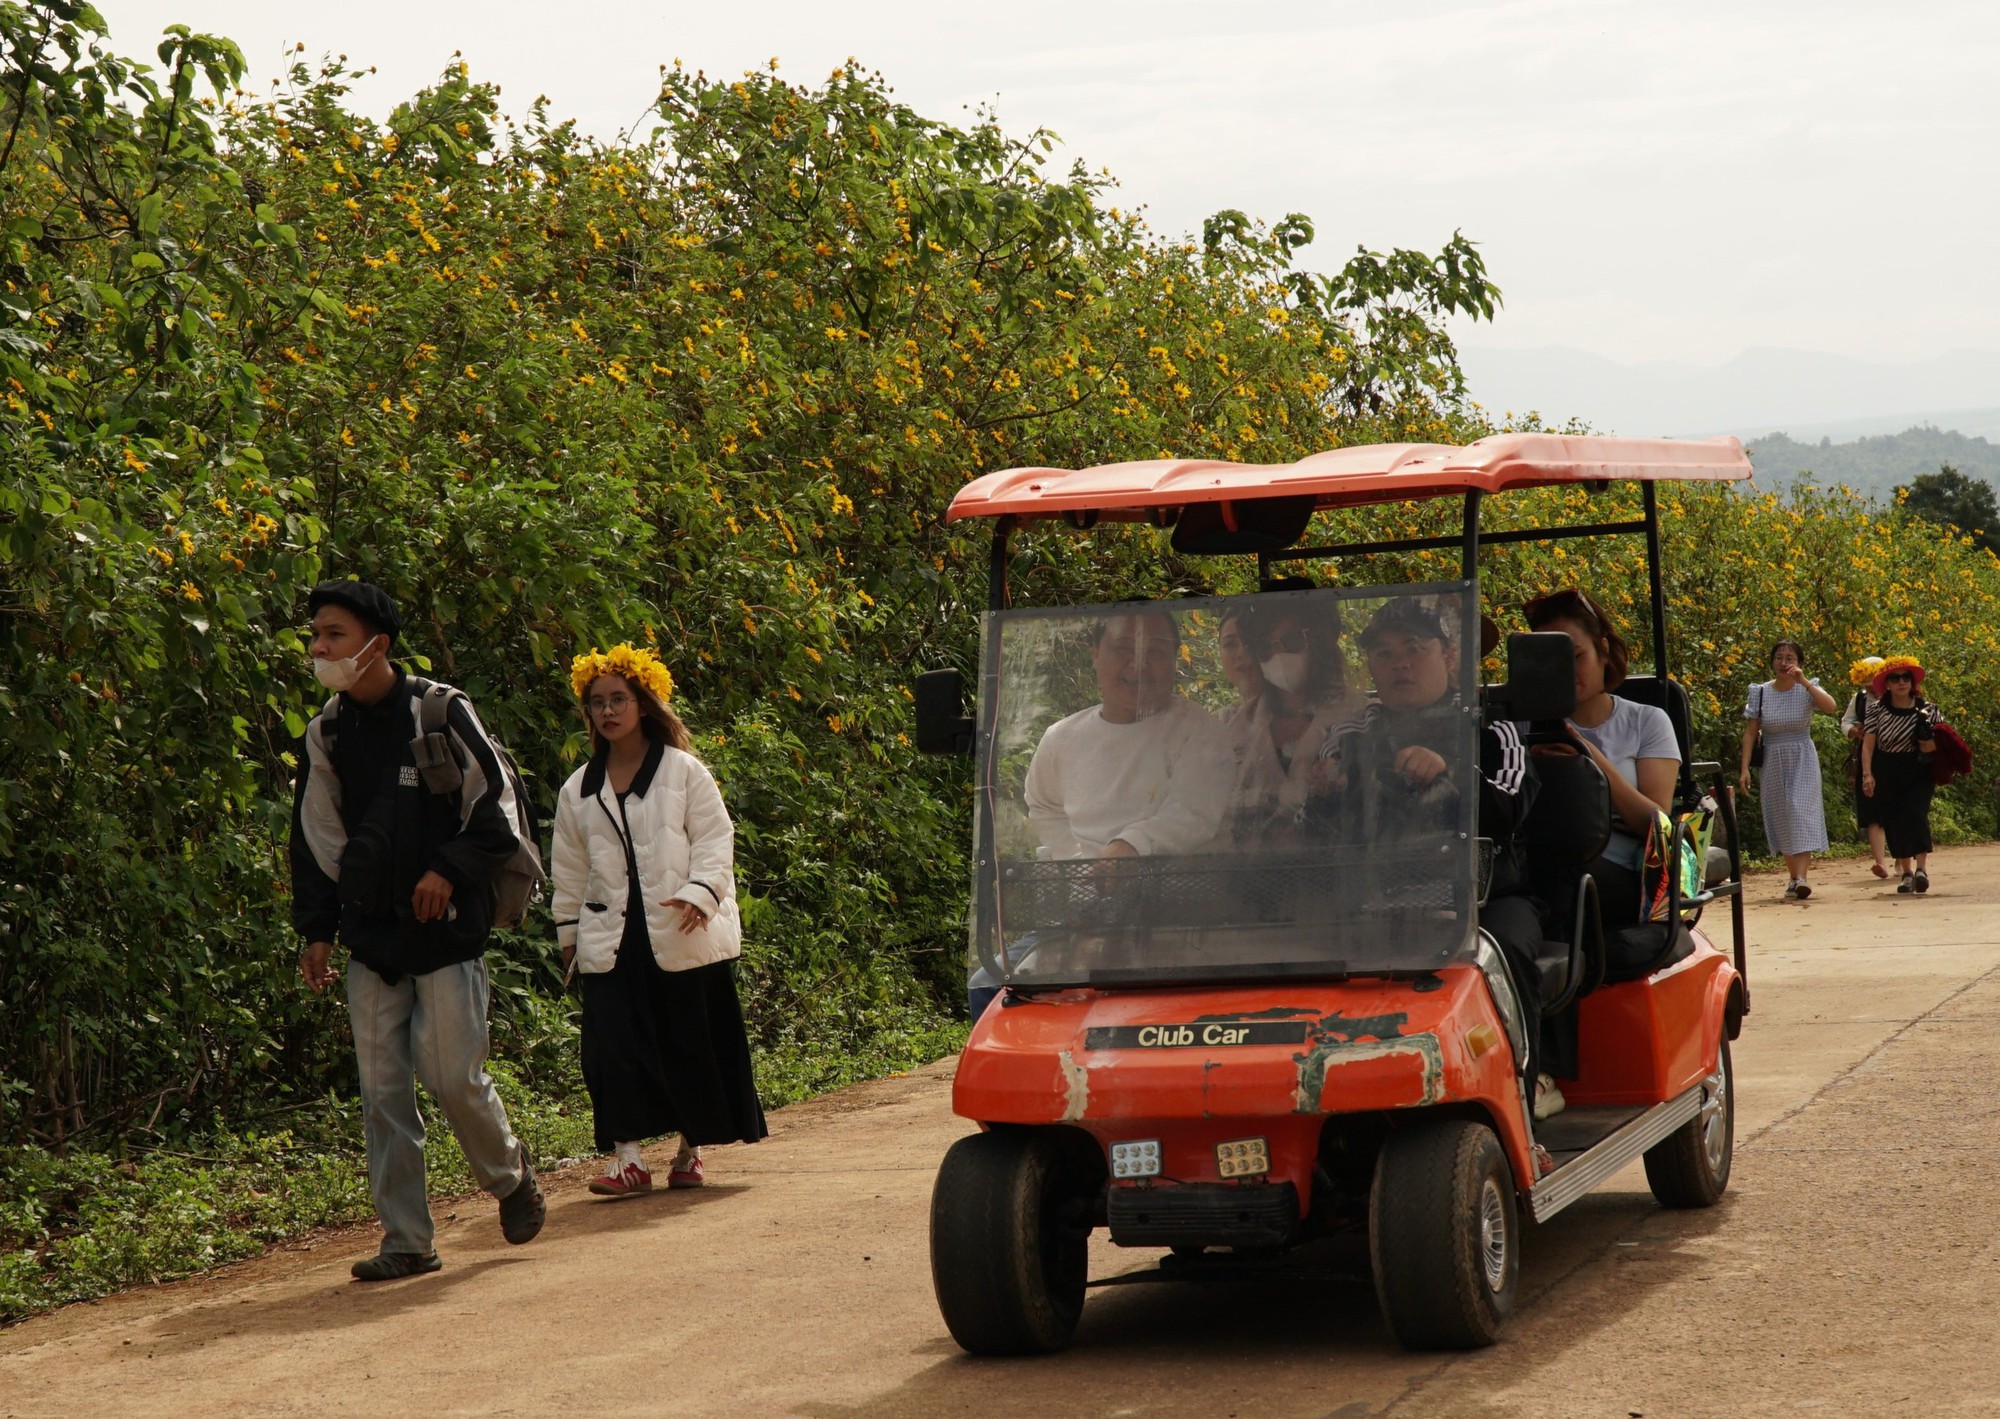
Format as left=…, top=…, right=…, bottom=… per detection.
left=1486, top=632, right=1577, bottom=723
left=914, top=669, right=975, bottom=755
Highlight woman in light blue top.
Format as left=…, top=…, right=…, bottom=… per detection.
left=1525, top=589, right=1680, bottom=932
left=1740, top=638, right=1838, bottom=899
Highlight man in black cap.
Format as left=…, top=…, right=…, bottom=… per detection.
left=1341, top=596, right=1563, bottom=1118
left=292, top=579, right=545, bottom=1279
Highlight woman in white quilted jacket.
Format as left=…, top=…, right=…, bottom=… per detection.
left=551, top=645, right=767, bottom=1197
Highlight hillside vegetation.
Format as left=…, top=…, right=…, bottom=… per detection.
left=1748, top=425, right=2000, bottom=501
left=5, top=4, right=2000, bottom=1318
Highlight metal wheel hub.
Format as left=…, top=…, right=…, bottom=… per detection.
left=1700, top=1063, right=1730, bottom=1173
left=1478, top=1177, right=1509, bottom=1292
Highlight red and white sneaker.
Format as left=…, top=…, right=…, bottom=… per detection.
left=587, top=1162, right=653, bottom=1198
left=667, top=1154, right=704, bottom=1190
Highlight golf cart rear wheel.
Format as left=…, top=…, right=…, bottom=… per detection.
left=1644, top=1039, right=1734, bottom=1208
left=1369, top=1118, right=1517, bottom=1350
left=930, top=1129, right=1089, bottom=1355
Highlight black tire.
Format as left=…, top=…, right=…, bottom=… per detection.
left=930, top=1129, right=1089, bottom=1355
left=1369, top=1118, right=1518, bottom=1350
left=1644, top=1039, right=1734, bottom=1207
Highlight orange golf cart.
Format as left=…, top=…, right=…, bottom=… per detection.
left=916, top=435, right=1754, bottom=1353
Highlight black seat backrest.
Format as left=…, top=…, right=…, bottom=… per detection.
left=1613, top=675, right=1694, bottom=799
left=1521, top=748, right=1612, bottom=872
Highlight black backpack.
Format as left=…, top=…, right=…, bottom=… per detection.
left=322, top=679, right=546, bottom=928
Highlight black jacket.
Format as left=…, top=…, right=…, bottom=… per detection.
left=289, top=671, right=521, bottom=979
left=1337, top=701, right=1538, bottom=900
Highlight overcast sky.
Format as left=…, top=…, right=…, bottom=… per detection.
left=96, top=0, right=2000, bottom=380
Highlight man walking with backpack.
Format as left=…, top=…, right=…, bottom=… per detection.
left=291, top=579, right=546, bottom=1280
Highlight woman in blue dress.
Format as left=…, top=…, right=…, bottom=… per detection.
left=1740, top=639, right=1838, bottom=899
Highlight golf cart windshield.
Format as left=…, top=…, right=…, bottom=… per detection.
left=970, top=582, right=1484, bottom=990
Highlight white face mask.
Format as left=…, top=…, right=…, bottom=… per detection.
left=1260, top=651, right=1310, bottom=696
left=313, top=635, right=382, bottom=692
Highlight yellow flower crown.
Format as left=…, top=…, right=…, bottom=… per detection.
left=1848, top=656, right=1885, bottom=687
left=570, top=643, right=675, bottom=705
left=1874, top=654, right=1923, bottom=680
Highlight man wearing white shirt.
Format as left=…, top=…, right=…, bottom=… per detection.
left=1023, top=608, right=1231, bottom=860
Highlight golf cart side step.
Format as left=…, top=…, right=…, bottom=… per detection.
left=1527, top=1086, right=1702, bottom=1223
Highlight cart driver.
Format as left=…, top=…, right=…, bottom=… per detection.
left=1341, top=598, right=1563, bottom=1117
left=1023, top=606, right=1233, bottom=861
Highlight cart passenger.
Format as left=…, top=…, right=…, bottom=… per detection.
left=1340, top=599, right=1561, bottom=1115
left=1524, top=589, right=1679, bottom=933
left=1023, top=607, right=1233, bottom=860
left=1215, top=607, right=1265, bottom=724
left=1224, top=596, right=1366, bottom=846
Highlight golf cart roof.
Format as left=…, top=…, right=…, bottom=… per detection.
left=946, top=433, right=1752, bottom=524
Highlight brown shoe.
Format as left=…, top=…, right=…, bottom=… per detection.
left=498, top=1148, right=546, bottom=1244
left=351, top=1250, right=441, bottom=1282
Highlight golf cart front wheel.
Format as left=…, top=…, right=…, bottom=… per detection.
left=1369, top=1117, right=1518, bottom=1350
left=930, top=1128, right=1089, bottom=1355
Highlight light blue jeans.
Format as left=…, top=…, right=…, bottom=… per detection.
left=346, top=958, right=524, bottom=1256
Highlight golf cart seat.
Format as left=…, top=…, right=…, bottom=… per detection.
left=1517, top=747, right=1612, bottom=1009
left=1613, top=674, right=1707, bottom=805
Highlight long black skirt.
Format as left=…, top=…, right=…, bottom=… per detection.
left=1872, top=751, right=1934, bottom=859
left=579, top=907, right=768, bottom=1154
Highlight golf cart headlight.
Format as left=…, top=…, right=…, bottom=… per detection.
left=1216, top=1137, right=1270, bottom=1179
left=1110, top=1139, right=1162, bottom=1179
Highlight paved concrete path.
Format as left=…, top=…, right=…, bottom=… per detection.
left=6, top=848, right=1999, bottom=1418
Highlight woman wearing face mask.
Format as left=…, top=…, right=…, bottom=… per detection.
left=1225, top=597, right=1363, bottom=846
left=549, top=644, right=766, bottom=1198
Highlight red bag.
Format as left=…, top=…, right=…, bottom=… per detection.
left=1931, top=720, right=1973, bottom=785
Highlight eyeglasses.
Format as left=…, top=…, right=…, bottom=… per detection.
left=587, top=693, right=636, bottom=715
left=1885, top=673, right=1914, bottom=683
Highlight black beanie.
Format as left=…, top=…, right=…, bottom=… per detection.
left=306, top=579, right=403, bottom=640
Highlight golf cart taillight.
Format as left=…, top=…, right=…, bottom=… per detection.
left=1216, top=1138, right=1270, bottom=1179
left=1110, top=1139, right=1162, bottom=1178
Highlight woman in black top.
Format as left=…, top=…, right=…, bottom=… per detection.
left=1860, top=657, right=1940, bottom=894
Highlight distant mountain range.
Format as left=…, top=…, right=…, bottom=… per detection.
left=1458, top=344, right=2000, bottom=443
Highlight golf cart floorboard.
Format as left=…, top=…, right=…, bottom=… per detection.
left=1535, top=1105, right=1646, bottom=1158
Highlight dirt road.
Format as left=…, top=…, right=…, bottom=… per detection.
left=7, top=848, right=2000, bottom=1418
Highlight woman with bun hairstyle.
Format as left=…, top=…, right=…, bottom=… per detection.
left=551, top=645, right=766, bottom=1197
left=1860, top=655, right=1941, bottom=894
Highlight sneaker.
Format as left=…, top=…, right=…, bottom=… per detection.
left=351, top=1250, right=441, bottom=1282
left=1782, top=880, right=1801, bottom=899
left=667, top=1154, right=705, bottom=1190
left=1533, top=1073, right=1566, bottom=1121
left=1913, top=869, right=1930, bottom=894
left=588, top=1162, right=653, bottom=1198
left=1795, top=880, right=1812, bottom=900
left=1897, top=873, right=1915, bottom=894
left=498, top=1147, right=546, bottom=1244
